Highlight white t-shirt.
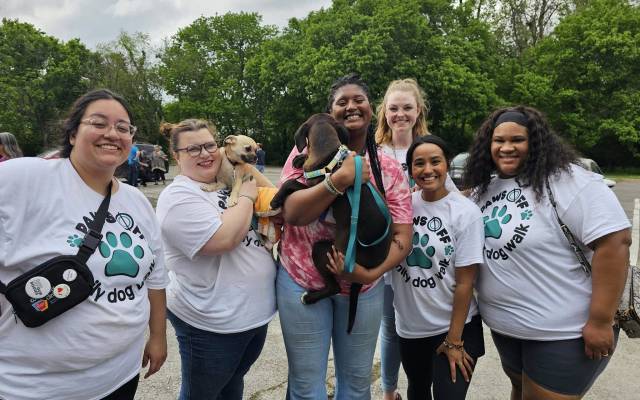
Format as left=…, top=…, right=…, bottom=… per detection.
left=0, top=158, right=168, bottom=400
left=391, top=191, right=484, bottom=338
left=381, top=143, right=459, bottom=285
left=156, top=175, right=276, bottom=333
left=475, top=164, right=631, bottom=340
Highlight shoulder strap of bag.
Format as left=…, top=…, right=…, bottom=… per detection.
left=76, top=180, right=113, bottom=264
left=0, top=181, right=113, bottom=294
left=545, top=178, right=592, bottom=277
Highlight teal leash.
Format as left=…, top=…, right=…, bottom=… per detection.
left=343, top=156, right=392, bottom=272
left=343, top=156, right=362, bottom=274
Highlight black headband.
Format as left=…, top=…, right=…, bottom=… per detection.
left=494, top=111, right=528, bottom=129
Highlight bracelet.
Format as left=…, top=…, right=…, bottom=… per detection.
left=443, top=337, right=465, bottom=351
left=323, top=174, right=344, bottom=196
left=238, top=194, right=256, bottom=203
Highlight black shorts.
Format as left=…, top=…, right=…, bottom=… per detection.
left=491, top=329, right=619, bottom=396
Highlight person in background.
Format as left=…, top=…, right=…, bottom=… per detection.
left=374, top=78, right=457, bottom=400
left=391, top=135, right=485, bottom=400
left=0, top=89, right=168, bottom=400
left=464, top=105, right=631, bottom=400
left=156, top=119, right=276, bottom=400
left=128, top=142, right=140, bottom=187
left=256, top=142, right=266, bottom=173
left=277, top=73, right=412, bottom=400
left=0, top=131, right=23, bottom=162
left=151, top=145, right=168, bottom=185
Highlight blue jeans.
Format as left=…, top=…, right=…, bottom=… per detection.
left=256, top=164, right=265, bottom=173
left=127, top=163, right=139, bottom=187
left=276, top=265, right=384, bottom=400
left=167, top=310, right=268, bottom=400
left=380, top=284, right=401, bottom=393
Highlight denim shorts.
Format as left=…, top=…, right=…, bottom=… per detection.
left=491, top=329, right=619, bottom=396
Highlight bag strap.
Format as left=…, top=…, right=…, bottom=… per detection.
left=76, top=180, right=113, bottom=264
left=0, top=181, right=113, bottom=294
left=545, top=178, right=592, bottom=277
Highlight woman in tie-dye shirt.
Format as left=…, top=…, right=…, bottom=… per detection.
left=276, top=73, right=413, bottom=400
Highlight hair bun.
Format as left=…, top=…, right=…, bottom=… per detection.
left=159, top=122, right=175, bottom=138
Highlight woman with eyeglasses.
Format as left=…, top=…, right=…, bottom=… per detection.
left=155, top=119, right=276, bottom=400
left=0, top=89, right=169, bottom=400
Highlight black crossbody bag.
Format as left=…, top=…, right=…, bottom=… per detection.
left=0, top=182, right=112, bottom=328
left=546, top=179, right=640, bottom=338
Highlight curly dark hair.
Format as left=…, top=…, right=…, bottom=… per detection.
left=463, top=105, right=578, bottom=201
left=325, top=73, right=385, bottom=196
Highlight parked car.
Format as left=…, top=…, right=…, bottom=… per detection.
left=578, top=157, right=616, bottom=188
left=38, top=148, right=62, bottom=159
left=450, top=152, right=469, bottom=189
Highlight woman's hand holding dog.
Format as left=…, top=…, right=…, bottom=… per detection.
left=331, top=152, right=370, bottom=193
left=238, top=175, right=258, bottom=203
left=326, top=246, right=380, bottom=285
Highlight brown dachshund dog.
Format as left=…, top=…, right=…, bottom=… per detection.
left=271, top=113, right=391, bottom=333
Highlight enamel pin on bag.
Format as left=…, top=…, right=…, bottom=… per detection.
left=0, top=182, right=112, bottom=328
left=546, top=179, right=640, bottom=338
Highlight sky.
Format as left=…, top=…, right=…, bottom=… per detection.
left=0, top=0, right=333, bottom=48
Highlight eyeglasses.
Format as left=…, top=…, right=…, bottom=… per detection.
left=81, top=117, right=137, bottom=136
left=176, top=142, right=219, bottom=157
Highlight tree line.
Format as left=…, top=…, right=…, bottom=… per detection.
left=0, top=0, right=638, bottom=166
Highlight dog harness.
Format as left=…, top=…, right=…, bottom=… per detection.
left=303, top=145, right=350, bottom=179
left=343, top=155, right=391, bottom=274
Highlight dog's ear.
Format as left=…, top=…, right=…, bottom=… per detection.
left=293, top=123, right=310, bottom=152
left=292, top=154, right=308, bottom=169
left=224, top=135, right=237, bottom=146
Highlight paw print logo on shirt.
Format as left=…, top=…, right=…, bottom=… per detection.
left=444, top=244, right=454, bottom=256
left=483, top=205, right=512, bottom=239
left=67, top=234, right=83, bottom=247
left=521, top=209, right=533, bottom=220
left=99, top=232, right=143, bottom=278
left=406, top=232, right=436, bottom=269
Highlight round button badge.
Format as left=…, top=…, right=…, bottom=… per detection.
left=25, top=276, right=52, bottom=299
left=63, top=269, right=78, bottom=282
left=53, top=284, right=71, bottom=299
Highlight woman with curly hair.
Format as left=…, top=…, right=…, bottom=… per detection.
left=464, top=106, right=631, bottom=399
left=277, top=73, right=413, bottom=400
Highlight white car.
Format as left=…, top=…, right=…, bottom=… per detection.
left=578, top=158, right=616, bottom=188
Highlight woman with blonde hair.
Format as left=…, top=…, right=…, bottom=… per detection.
left=375, top=78, right=457, bottom=400
left=0, top=131, right=23, bottom=161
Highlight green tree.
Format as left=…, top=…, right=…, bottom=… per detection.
left=0, top=19, right=98, bottom=154
left=514, top=0, right=640, bottom=166
left=94, top=32, right=165, bottom=146
left=246, top=0, right=502, bottom=162
left=159, top=12, right=277, bottom=137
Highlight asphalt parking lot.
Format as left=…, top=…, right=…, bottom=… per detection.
left=135, top=167, right=640, bottom=399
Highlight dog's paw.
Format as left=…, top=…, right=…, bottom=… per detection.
left=201, top=182, right=225, bottom=192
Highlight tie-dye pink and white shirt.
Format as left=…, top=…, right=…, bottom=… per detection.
left=278, top=146, right=412, bottom=294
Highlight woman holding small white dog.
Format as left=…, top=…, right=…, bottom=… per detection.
left=156, top=119, right=276, bottom=400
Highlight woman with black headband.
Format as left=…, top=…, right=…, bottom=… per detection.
left=464, top=106, right=631, bottom=399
